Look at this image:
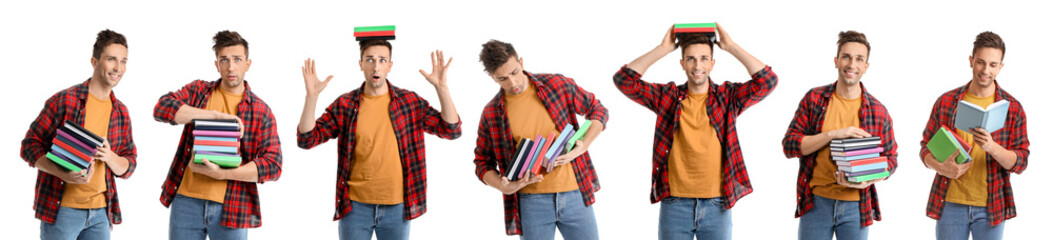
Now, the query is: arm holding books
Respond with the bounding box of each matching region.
[94,140,129,176]
[923,151,970,179]
[482,170,543,195]
[553,120,604,167]
[799,127,871,156]
[34,156,93,184]
[189,160,259,182]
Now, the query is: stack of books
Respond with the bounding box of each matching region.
[674,23,717,40]
[926,125,972,164]
[830,137,889,182]
[46,120,103,172]
[192,119,242,168]
[504,121,594,181]
[354,25,395,41]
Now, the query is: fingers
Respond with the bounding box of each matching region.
[419,69,429,78]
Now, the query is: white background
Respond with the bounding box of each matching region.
[2,0,1049,239]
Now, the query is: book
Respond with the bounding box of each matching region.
[194,125,240,131]
[51,145,90,168]
[830,139,882,148]
[56,129,96,155]
[193,154,242,168]
[195,151,239,157]
[846,168,886,177]
[355,36,396,41]
[195,136,239,142]
[533,132,557,175]
[673,23,717,39]
[954,99,1009,133]
[353,31,395,37]
[549,128,576,172]
[837,162,887,172]
[830,145,881,152]
[55,133,95,156]
[193,145,238,154]
[847,171,890,182]
[546,124,575,161]
[193,119,238,126]
[63,120,103,148]
[832,153,881,161]
[194,140,240,147]
[926,126,972,164]
[354,25,396,32]
[507,139,531,180]
[564,120,593,154]
[831,137,881,144]
[520,135,543,179]
[674,23,717,29]
[47,152,83,172]
[831,147,884,157]
[835,157,887,167]
[192,130,241,138]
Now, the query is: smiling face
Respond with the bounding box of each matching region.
[834,42,869,85]
[359,45,392,91]
[488,57,528,96]
[91,43,128,89]
[969,47,1003,88]
[680,43,715,87]
[214,45,251,88]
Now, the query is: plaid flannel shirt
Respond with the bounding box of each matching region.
[20,79,138,225]
[782,82,899,227]
[919,81,1028,226]
[612,65,777,208]
[297,80,462,221]
[473,71,608,235]
[154,79,282,228]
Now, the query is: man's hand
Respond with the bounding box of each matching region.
[93,140,117,165]
[418,50,453,88]
[213,112,245,138]
[552,140,587,168]
[188,158,225,180]
[828,126,872,139]
[657,25,677,54]
[496,175,543,195]
[971,128,1000,153]
[931,151,971,179]
[835,170,883,189]
[302,58,333,98]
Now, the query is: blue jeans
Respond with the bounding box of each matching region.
[936,202,1004,240]
[798,195,868,240]
[169,194,247,240]
[517,189,599,240]
[40,206,109,240]
[338,200,410,240]
[658,197,732,240]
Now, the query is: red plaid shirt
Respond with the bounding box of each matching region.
[20,79,138,225]
[473,71,608,235]
[782,82,899,227]
[613,65,777,208]
[154,79,283,228]
[297,80,462,221]
[919,81,1028,226]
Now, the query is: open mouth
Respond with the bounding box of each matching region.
[108,72,121,80]
[372,75,381,82]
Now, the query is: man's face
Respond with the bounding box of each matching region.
[489,57,528,95]
[680,43,716,86]
[91,43,128,89]
[214,45,251,88]
[969,47,1003,88]
[359,45,393,90]
[834,42,869,85]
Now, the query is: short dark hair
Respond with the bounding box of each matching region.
[836,31,871,59]
[479,40,519,74]
[359,39,392,58]
[212,30,249,57]
[676,33,714,57]
[973,31,1005,60]
[92,29,127,59]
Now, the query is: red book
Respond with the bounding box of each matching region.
[53,139,92,162]
[943,125,973,153]
[353,31,395,37]
[532,132,557,175]
[194,140,240,147]
[836,157,887,167]
[673,27,716,33]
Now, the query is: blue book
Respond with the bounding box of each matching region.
[546,124,575,160]
[193,145,238,154]
[955,99,1009,133]
[832,153,881,161]
[838,162,887,173]
[50,149,87,170]
[195,136,239,142]
[52,145,90,167]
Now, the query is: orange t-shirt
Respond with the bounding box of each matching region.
[506,82,578,194]
[61,93,110,209]
[177,87,240,203]
[347,91,404,205]
[946,92,995,207]
[811,92,862,201]
[668,91,723,198]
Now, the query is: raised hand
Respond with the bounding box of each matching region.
[659,24,677,53]
[714,22,734,50]
[418,50,453,88]
[302,58,334,97]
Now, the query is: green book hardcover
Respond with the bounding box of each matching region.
[847,170,890,182]
[563,120,593,154]
[674,23,716,29]
[194,154,242,168]
[354,25,395,32]
[926,127,970,164]
[47,152,82,172]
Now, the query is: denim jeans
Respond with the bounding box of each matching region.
[798,195,868,240]
[517,189,599,240]
[40,206,109,240]
[658,197,732,240]
[168,194,247,240]
[935,202,1004,240]
[338,200,410,240]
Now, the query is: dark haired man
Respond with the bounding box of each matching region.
[21,29,137,240]
[613,23,776,240]
[473,39,608,239]
[154,30,282,240]
[297,37,461,240]
[919,31,1028,240]
[782,30,898,240]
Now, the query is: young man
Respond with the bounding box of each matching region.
[20,29,137,240]
[782,31,898,240]
[472,39,608,239]
[612,23,776,240]
[153,30,282,240]
[296,38,462,240]
[919,31,1029,240]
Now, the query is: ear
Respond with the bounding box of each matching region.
[214,60,220,72]
[358,59,364,71]
[245,59,252,72]
[518,57,524,69]
[90,57,98,68]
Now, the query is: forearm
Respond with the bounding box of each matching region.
[723,42,766,75]
[626,46,673,75]
[298,95,320,133]
[221,162,259,182]
[34,156,63,176]
[104,156,130,176]
[800,132,833,156]
[989,145,1018,170]
[922,153,939,169]
[174,104,219,125]
[580,120,604,149]
[434,86,459,124]
[482,170,505,192]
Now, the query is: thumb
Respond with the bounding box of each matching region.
[323,75,334,85]
[419,69,429,78]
